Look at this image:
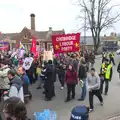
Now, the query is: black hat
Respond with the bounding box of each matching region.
[7,70,16,76]
[48,60,52,64]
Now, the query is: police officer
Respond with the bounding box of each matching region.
[100,59,113,95]
[109,52,115,65]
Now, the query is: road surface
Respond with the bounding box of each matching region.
[26,54,120,120]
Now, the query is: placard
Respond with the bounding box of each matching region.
[0,42,9,50]
[52,33,80,54]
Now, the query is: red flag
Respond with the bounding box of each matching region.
[30,36,36,55]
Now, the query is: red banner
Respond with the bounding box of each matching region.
[52,33,80,54]
[30,36,37,54]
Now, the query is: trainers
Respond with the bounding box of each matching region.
[61,87,64,90]
[78,98,84,101]
[89,109,94,113]
[45,98,52,101]
[65,99,70,102]
[100,102,104,106]
[36,86,41,89]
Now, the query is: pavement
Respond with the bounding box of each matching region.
[26,54,120,120]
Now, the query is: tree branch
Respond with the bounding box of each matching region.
[76,0,120,53]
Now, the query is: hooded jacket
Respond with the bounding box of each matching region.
[86,72,100,91]
[0,65,10,89]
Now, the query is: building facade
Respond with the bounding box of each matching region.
[101,32,118,51]
[1,14,65,51]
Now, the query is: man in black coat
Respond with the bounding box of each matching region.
[44,60,56,101]
[78,58,88,101]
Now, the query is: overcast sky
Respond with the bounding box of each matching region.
[0,0,120,36]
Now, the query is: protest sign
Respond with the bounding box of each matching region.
[52,33,80,54]
[0,42,9,50]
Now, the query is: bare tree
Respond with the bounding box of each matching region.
[77,0,120,53]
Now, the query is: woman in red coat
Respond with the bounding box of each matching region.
[64,64,78,102]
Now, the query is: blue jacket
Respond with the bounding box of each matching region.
[21,74,30,94]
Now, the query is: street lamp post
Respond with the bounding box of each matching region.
[84,11,87,45]
[82,10,87,56]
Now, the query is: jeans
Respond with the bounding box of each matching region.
[67,84,76,100]
[58,75,64,87]
[80,78,86,99]
[110,58,115,65]
[37,76,43,87]
[89,89,103,109]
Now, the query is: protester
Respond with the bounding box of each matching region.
[72,54,79,71]
[0,46,116,118]
[33,59,39,81]
[14,56,19,67]
[17,67,32,100]
[4,70,24,102]
[23,54,35,84]
[36,61,47,89]
[44,60,55,101]
[87,68,103,112]
[0,61,10,89]
[57,63,66,90]
[3,97,30,120]
[64,64,78,102]
[0,61,10,100]
[78,57,88,101]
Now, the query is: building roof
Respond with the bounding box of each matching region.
[0,33,19,40]
[80,35,118,46]
[102,32,118,41]
[102,36,118,41]
[0,27,65,42]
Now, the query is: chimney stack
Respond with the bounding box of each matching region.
[111,32,114,36]
[49,27,52,31]
[104,34,106,37]
[30,13,35,30]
